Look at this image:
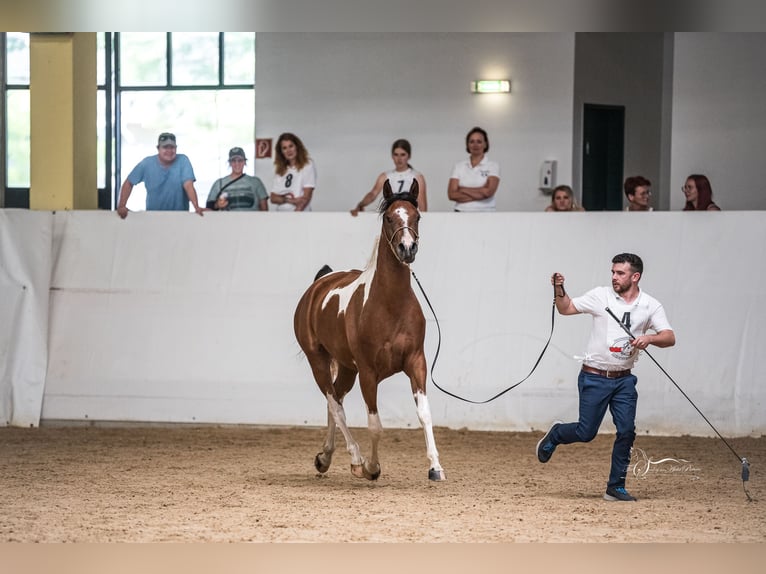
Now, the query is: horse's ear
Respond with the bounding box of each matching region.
[408,179,419,200]
[383,179,394,200]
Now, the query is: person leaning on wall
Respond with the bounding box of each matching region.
[351,138,428,216]
[116,132,203,219]
[545,185,585,212]
[447,126,501,212]
[206,147,268,211]
[270,132,316,212]
[682,174,721,211]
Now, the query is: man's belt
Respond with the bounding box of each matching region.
[581,365,632,379]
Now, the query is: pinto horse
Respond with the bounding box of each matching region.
[293,179,446,482]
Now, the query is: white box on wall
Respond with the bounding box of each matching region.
[540,160,556,190]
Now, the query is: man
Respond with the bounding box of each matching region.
[623,176,653,211]
[117,132,203,219]
[538,253,675,502]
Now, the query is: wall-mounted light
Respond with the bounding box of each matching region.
[470,79,511,94]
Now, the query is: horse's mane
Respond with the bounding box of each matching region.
[377,192,419,214]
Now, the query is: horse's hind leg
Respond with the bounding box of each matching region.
[314,362,357,474]
[314,405,336,473]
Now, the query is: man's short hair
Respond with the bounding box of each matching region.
[624,176,651,199]
[612,253,643,276]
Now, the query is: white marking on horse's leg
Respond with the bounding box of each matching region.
[414,391,445,478]
[326,393,363,467]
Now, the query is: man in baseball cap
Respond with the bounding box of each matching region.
[117,131,202,218]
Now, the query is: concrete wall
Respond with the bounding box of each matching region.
[252,33,576,213]
[2,209,764,437]
[572,33,668,210]
[670,33,766,210]
[251,32,766,213]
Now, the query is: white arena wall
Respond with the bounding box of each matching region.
[1,209,764,437]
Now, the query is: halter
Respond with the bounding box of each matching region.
[384,224,419,265]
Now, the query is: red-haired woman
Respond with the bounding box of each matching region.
[682,174,720,211]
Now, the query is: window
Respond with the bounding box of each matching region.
[116,32,256,212]
[2,32,31,207]
[1,32,255,210]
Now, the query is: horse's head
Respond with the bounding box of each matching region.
[380,179,421,264]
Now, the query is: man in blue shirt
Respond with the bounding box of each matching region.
[117,132,203,219]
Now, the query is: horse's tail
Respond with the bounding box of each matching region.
[314,264,333,281]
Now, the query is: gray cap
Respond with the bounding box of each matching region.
[228,147,247,160]
[158,132,176,145]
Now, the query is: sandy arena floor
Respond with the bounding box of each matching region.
[1,424,763,543]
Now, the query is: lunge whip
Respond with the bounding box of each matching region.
[605,306,753,502]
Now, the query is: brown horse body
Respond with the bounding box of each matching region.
[293,180,445,481]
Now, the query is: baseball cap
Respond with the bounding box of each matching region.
[228,147,247,160]
[158,132,176,146]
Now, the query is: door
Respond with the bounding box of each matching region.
[582,104,625,211]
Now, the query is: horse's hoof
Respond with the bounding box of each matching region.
[314,453,330,474]
[350,464,365,478]
[428,468,447,481]
[363,463,381,481]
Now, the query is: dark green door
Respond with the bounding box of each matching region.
[582,104,625,211]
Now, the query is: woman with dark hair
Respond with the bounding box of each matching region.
[447,126,501,212]
[350,138,428,216]
[270,132,316,211]
[682,174,720,211]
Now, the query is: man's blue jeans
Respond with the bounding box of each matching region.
[549,369,637,489]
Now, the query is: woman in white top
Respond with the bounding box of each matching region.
[350,139,428,215]
[270,132,316,212]
[448,126,501,212]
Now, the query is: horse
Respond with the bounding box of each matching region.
[293,179,446,482]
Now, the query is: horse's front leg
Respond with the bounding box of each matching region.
[363,411,383,480]
[358,372,382,481]
[407,352,446,481]
[414,390,446,481]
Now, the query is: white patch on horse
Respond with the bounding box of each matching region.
[393,206,416,248]
[321,236,379,315]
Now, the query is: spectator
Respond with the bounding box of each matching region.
[545,185,585,212]
[448,127,500,212]
[351,139,428,216]
[206,147,268,211]
[270,133,316,212]
[682,174,721,211]
[117,132,203,219]
[624,176,653,211]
